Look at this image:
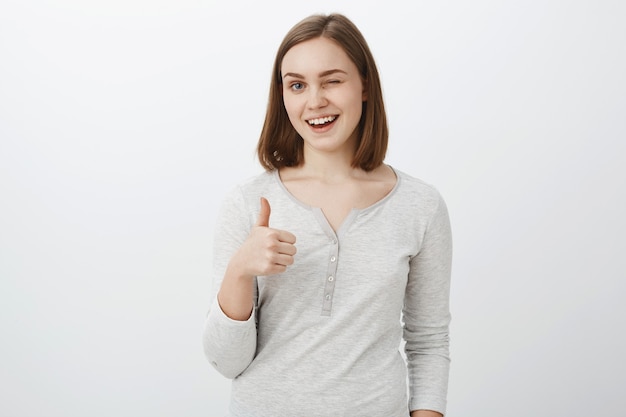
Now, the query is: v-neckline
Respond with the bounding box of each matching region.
[272,168,401,238]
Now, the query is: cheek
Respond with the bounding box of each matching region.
[283,96,302,121]
[335,88,363,112]
[340,94,364,119]
[282,100,303,134]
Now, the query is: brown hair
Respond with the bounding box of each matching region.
[257,13,388,171]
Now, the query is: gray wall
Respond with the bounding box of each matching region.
[1,0,624,416]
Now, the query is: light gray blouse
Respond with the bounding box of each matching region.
[203,168,452,417]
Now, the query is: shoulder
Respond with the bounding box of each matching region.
[218,171,270,209]
[224,170,275,200]
[392,167,447,212]
[221,169,292,214]
[235,170,275,192]
[391,168,452,241]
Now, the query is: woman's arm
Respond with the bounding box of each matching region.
[404,190,453,415]
[218,197,296,320]
[202,188,258,378]
[203,193,297,378]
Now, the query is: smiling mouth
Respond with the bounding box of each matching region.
[307,115,338,126]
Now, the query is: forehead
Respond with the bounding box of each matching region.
[281,37,356,75]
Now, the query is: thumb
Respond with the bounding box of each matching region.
[255,197,271,227]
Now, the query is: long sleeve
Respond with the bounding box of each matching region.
[203,186,258,379]
[403,191,453,415]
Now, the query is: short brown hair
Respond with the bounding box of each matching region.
[257,13,388,171]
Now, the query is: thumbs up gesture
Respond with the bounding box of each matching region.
[230,197,297,277]
[255,196,272,228]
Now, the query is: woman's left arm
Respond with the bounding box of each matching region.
[404,190,453,416]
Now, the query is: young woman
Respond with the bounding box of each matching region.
[204,13,452,417]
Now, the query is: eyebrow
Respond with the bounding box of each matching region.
[282,69,348,79]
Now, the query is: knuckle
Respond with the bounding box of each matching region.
[261,260,273,274]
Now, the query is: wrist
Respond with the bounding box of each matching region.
[410,410,443,417]
[225,257,254,283]
[217,260,255,321]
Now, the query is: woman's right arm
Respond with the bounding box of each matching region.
[203,193,296,378]
[218,197,296,320]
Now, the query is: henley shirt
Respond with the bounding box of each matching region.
[203,167,452,417]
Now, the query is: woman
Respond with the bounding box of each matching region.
[204,13,452,417]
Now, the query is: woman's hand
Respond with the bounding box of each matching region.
[217,197,297,321]
[229,197,297,278]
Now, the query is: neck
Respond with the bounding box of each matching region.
[296,129,365,180]
[300,145,358,181]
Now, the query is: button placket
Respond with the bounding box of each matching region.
[321,237,340,316]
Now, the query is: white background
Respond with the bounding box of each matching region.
[1,0,624,416]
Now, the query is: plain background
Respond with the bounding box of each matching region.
[1,0,624,416]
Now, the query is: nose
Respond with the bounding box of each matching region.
[307,87,328,109]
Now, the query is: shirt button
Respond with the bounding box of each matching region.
[332,239,337,245]
[330,256,336,262]
[325,294,331,300]
[328,276,334,282]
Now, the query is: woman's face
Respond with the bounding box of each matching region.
[281,37,366,158]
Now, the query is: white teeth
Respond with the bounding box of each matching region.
[307,116,337,126]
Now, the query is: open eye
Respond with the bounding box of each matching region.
[290,82,304,91]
